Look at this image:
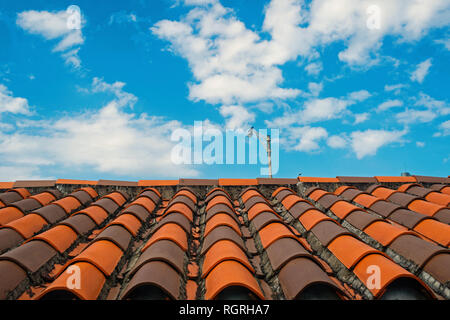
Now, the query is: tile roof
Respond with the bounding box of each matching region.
[0,176,448,300]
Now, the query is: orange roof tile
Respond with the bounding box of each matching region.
[218,179,258,186]
[375,176,417,183]
[56,179,98,185]
[138,180,179,186]
[298,177,339,183]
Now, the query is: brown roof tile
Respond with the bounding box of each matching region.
[0,177,448,301]
[13,180,56,188]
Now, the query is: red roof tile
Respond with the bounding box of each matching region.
[138,180,179,186]
[218,178,258,186]
[298,177,339,183]
[0,178,448,301]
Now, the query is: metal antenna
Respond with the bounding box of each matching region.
[247,127,272,178]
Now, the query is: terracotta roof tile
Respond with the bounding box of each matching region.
[298,177,339,183]
[56,179,97,185]
[0,178,448,301]
[138,180,179,186]
[219,178,258,186]
[375,176,418,183]
[0,182,15,189]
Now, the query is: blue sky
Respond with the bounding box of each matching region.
[0,0,449,181]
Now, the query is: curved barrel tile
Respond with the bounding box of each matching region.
[163,203,193,222]
[201,226,245,255]
[132,240,185,276]
[36,262,106,300]
[353,253,433,299]
[299,209,338,231]
[413,219,450,247]
[106,214,141,237]
[278,257,343,300]
[363,221,418,247]
[28,225,78,253]
[30,192,56,206]
[142,223,188,252]
[122,261,180,300]
[32,204,67,224]
[121,204,151,222]
[202,240,254,278]
[204,213,242,237]
[258,222,298,249]
[73,206,109,226]
[1,213,48,239]
[204,260,265,300]
[327,235,386,269]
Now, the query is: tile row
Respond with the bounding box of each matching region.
[0,188,97,254]
[35,188,155,300]
[335,185,450,247]
[0,188,135,299]
[241,188,348,300]
[304,187,449,298]
[119,188,190,300]
[1,175,449,189]
[200,188,267,300]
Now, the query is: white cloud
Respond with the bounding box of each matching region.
[219,105,255,130]
[0,84,31,115]
[348,90,372,102]
[396,93,449,124]
[152,0,449,129]
[17,9,85,68]
[416,141,425,147]
[434,120,450,137]
[109,12,138,24]
[267,89,370,127]
[435,38,450,50]
[415,92,449,113]
[0,166,49,181]
[0,78,198,178]
[276,0,450,66]
[152,2,301,106]
[327,135,347,148]
[354,112,370,124]
[350,129,407,159]
[384,83,406,95]
[305,61,323,75]
[377,99,403,112]
[308,82,323,97]
[285,126,328,152]
[410,58,432,83]
[396,109,437,123]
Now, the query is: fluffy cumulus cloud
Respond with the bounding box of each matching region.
[327,135,347,148]
[219,105,255,130]
[384,83,406,95]
[396,93,449,124]
[151,0,449,161]
[0,85,31,115]
[267,90,371,128]
[0,79,198,179]
[0,166,47,181]
[377,99,403,112]
[354,113,370,124]
[16,7,85,68]
[434,120,450,137]
[410,58,432,83]
[152,0,450,107]
[350,129,407,159]
[284,126,328,152]
[152,1,301,106]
